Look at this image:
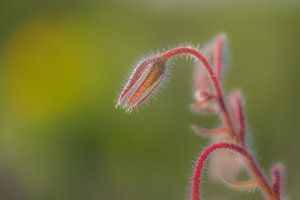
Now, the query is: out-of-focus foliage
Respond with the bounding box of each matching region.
[3,17,97,120]
[0,0,299,199]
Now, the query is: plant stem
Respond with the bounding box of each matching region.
[192,142,278,200]
[160,47,278,200]
[161,47,236,139]
[271,164,283,199]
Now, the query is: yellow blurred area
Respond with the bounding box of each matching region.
[2,16,97,121]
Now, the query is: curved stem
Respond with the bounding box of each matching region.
[192,142,277,200]
[160,47,236,139]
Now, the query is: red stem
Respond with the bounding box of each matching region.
[160,47,236,139]
[236,97,245,145]
[271,164,283,199]
[212,35,247,145]
[191,142,277,200]
[159,46,279,200]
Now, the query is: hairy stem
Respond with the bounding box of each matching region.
[160,47,236,139]
[192,142,277,200]
[271,164,283,199]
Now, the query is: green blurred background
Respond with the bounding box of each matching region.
[0,0,299,199]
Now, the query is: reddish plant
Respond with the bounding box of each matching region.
[116,34,286,200]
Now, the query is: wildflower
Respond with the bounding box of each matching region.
[116,35,286,200]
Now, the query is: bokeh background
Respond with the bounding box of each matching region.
[0,0,299,199]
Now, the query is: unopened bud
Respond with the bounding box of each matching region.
[116,56,168,112]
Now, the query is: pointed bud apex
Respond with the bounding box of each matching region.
[116,56,167,112]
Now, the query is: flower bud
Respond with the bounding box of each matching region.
[116,56,167,112]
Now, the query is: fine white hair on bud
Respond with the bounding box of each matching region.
[115,55,169,112]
